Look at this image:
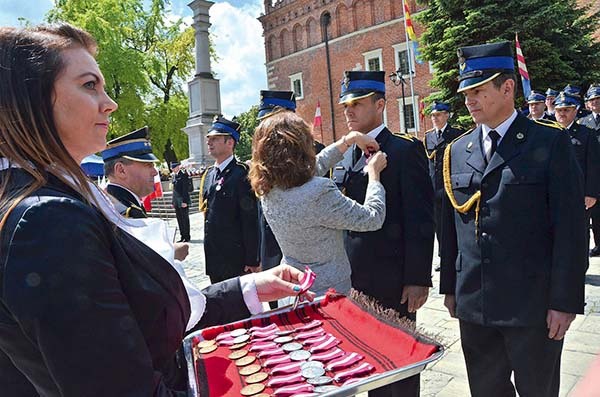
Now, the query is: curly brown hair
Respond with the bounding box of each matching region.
[249,111,316,195]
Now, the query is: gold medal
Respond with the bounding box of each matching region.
[240,383,265,396]
[239,364,262,376]
[196,340,216,349]
[235,355,257,367]
[245,372,269,384]
[198,344,218,354]
[230,342,248,350]
[228,349,248,360]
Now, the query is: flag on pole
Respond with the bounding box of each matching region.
[142,170,164,211]
[419,100,425,125]
[313,101,322,128]
[515,33,531,98]
[403,0,423,64]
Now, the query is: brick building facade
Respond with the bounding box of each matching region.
[258,0,434,144]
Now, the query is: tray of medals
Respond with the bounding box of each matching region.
[183,290,443,397]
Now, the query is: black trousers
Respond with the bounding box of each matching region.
[433,190,444,257]
[591,204,600,248]
[367,296,419,397]
[174,206,190,241]
[459,320,563,397]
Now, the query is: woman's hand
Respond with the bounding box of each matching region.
[347,131,380,153]
[254,264,316,303]
[364,151,387,180]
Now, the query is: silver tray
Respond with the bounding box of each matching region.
[183,296,444,396]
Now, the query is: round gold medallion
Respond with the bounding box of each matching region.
[245,372,269,384]
[239,364,262,376]
[198,344,218,354]
[240,383,265,396]
[230,342,248,350]
[255,394,270,397]
[228,349,248,360]
[196,339,216,349]
[235,355,256,367]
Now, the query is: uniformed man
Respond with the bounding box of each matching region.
[200,116,259,283]
[440,41,587,397]
[554,91,600,262]
[102,127,189,261]
[579,85,600,256]
[526,90,547,120]
[338,71,434,397]
[579,85,600,131]
[256,91,297,276]
[101,126,158,219]
[171,161,191,242]
[544,88,559,120]
[424,101,462,270]
[563,84,591,119]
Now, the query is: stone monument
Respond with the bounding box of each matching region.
[183,0,221,165]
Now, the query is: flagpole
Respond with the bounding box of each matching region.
[402,0,418,138]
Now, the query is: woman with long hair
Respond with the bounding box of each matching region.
[0,24,311,396]
[249,111,388,295]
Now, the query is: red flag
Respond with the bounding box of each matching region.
[419,100,425,124]
[313,101,322,128]
[142,170,163,211]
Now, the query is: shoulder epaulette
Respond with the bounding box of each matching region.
[534,118,563,130]
[236,160,249,170]
[392,132,416,142]
[451,128,474,144]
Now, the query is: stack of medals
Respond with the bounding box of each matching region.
[194,318,377,396]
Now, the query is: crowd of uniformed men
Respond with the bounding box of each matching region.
[98,40,598,396]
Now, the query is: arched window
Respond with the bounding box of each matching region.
[293,23,304,52]
[335,4,350,37]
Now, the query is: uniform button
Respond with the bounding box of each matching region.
[482,182,488,188]
[481,232,489,239]
[480,206,489,215]
[483,258,491,264]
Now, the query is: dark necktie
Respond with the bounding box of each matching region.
[353,145,363,166]
[595,114,600,126]
[487,130,500,162]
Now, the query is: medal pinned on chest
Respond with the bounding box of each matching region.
[215,177,224,191]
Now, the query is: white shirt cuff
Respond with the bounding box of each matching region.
[240,274,263,315]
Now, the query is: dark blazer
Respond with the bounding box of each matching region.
[542,111,556,121]
[202,160,259,281]
[106,183,147,218]
[0,170,250,396]
[424,125,463,193]
[340,128,434,310]
[566,122,600,198]
[172,170,191,208]
[440,114,587,327]
[578,112,600,131]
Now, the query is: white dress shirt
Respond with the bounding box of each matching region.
[481,110,518,159]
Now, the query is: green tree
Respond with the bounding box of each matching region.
[416,0,600,128]
[47,0,197,160]
[234,105,259,162]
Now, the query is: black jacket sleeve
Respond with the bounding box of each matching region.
[238,174,259,267]
[400,139,435,286]
[194,278,251,331]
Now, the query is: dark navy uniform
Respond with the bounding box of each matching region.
[201,160,259,283]
[424,122,462,251]
[580,86,600,254]
[171,166,191,242]
[441,42,587,397]
[565,122,600,199]
[106,183,147,218]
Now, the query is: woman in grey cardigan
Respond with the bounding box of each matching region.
[249,111,387,295]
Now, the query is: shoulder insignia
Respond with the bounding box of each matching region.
[533,118,563,130]
[236,160,249,170]
[392,132,416,142]
[450,128,474,145]
[577,118,586,125]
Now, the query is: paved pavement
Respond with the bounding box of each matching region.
[169,212,600,396]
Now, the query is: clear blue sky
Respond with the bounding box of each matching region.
[0,0,267,118]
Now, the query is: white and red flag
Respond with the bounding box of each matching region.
[515,33,531,98]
